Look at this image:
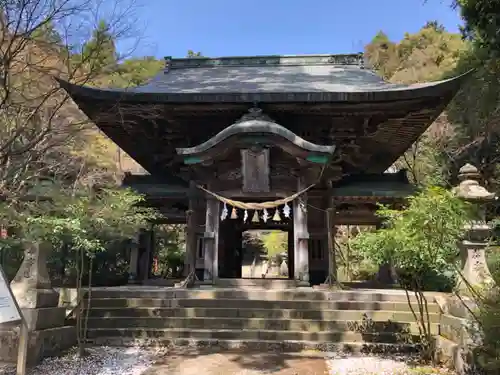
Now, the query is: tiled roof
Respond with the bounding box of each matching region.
[58,53,469,103]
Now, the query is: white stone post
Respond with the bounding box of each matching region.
[293,177,309,285]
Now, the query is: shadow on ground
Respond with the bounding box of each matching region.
[141,347,329,375]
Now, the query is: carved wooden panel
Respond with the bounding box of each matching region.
[241,148,270,193]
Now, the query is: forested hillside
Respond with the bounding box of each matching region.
[364,20,500,191]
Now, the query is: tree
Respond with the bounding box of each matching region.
[0,0,153,358]
[364,31,400,79]
[364,23,469,188]
[12,187,160,356]
[0,0,140,201]
[110,56,163,87]
[351,187,471,360]
[187,50,203,58]
[31,20,63,46]
[456,0,500,54]
[82,20,118,72]
[260,231,287,259]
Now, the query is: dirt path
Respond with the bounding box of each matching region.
[142,349,329,375]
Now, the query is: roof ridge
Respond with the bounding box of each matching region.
[163,53,365,72]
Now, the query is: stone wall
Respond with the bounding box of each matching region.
[0,242,76,366]
[435,295,479,375]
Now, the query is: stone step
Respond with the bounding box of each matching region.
[85,307,441,322]
[86,336,421,354]
[88,288,433,303]
[214,278,297,288]
[85,327,423,343]
[88,298,440,313]
[84,316,440,334]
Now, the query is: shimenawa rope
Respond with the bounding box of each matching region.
[196,184,315,210]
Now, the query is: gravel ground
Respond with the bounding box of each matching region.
[326,353,454,375]
[0,346,166,375]
[0,347,457,375]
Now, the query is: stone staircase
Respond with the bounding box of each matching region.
[83,287,441,353]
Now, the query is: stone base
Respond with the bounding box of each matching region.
[22,307,66,331]
[0,325,76,365]
[435,336,474,375]
[10,287,60,309]
[295,280,310,287]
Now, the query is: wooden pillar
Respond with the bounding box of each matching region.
[293,177,309,285]
[128,235,140,283]
[136,229,147,281]
[142,228,154,282]
[203,196,220,282]
[375,222,397,285]
[288,228,294,279]
[326,202,338,283]
[184,182,198,276]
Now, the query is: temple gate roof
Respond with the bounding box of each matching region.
[57,53,469,187]
[59,53,468,103]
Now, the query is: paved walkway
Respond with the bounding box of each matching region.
[141,349,329,375]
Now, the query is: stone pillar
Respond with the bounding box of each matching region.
[203,197,220,282]
[280,251,289,277]
[293,177,309,285]
[454,164,496,292]
[2,242,75,365]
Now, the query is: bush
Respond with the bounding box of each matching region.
[351,186,471,361]
[472,286,500,374]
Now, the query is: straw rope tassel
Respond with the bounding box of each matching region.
[196,184,315,210]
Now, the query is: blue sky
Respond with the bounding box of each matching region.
[128,0,462,58]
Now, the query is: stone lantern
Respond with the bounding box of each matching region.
[454,164,496,291]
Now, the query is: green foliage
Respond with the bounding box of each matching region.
[365,23,467,83]
[0,187,159,284]
[187,50,203,57]
[351,187,469,286]
[457,0,500,54]
[17,188,156,252]
[80,20,117,72]
[365,31,401,79]
[351,187,470,360]
[108,57,163,88]
[260,231,287,258]
[442,44,500,188]
[31,21,63,45]
[470,274,500,374]
[153,225,185,278]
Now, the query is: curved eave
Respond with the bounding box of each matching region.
[176,119,335,156]
[56,71,471,104]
